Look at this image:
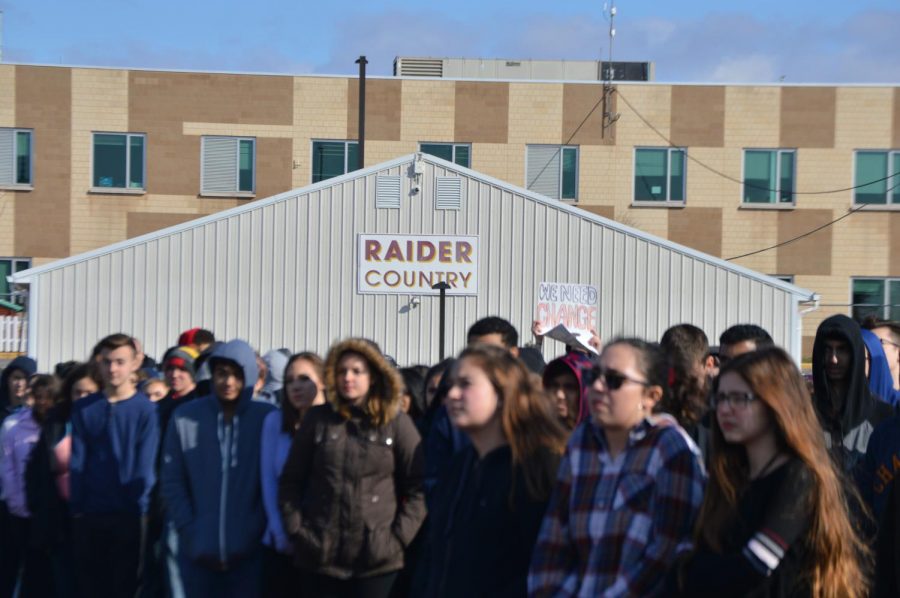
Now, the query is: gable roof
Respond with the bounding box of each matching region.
[10,153,817,301]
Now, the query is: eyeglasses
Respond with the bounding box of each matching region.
[712,391,758,409]
[588,366,649,391]
[880,338,900,350]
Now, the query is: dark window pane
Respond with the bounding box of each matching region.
[744,150,775,203]
[420,143,453,162]
[347,143,359,172]
[312,142,347,183]
[634,149,667,201]
[93,134,127,188]
[853,279,886,321]
[890,281,900,322]
[129,136,144,189]
[779,152,794,203]
[15,132,31,185]
[561,147,577,200]
[239,139,254,192]
[454,145,470,168]
[0,260,10,299]
[892,153,900,205]
[14,260,29,272]
[855,152,887,204]
[669,150,685,201]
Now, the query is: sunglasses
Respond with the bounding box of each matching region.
[712,391,758,409]
[587,366,650,391]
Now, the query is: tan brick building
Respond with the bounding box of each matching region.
[1,63,898,355]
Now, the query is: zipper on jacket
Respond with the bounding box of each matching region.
[217,413,231,567]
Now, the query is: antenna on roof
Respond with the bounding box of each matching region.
[601,1,620,136]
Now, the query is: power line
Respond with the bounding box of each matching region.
[615,90,900,195]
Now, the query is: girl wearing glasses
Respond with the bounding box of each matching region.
[674,346,869,597]
[529,339,706,597]
[417,344,569,597]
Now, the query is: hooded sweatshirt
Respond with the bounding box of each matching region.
[862,329,900,407]
[160,339,275,570]
[811,315,893,473]
[0,356,37,422]
[542,350,593,428]
[257,349,289,406]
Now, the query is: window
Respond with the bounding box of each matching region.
[743,149,795,204]
[201,136,255,195]
[852,278,900,322]
[0,129,32,187]
[526,145,578,201]
[770,274,795,284]
[0,258,31,303]
[312,141,359,183]
[855,151,900,205]
[92,133,145,190]
[419,143,471,168]
[633,147,685,203]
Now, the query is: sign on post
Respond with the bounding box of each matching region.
[357,234,478,295]
[535,282,600,353]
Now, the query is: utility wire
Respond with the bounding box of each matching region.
[615,90,900,195]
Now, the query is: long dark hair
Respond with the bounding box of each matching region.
[57,362,103,421]
[457,345,568,502]
[698,347,869,597]
[281,352,324,434]
[659,324,710,427]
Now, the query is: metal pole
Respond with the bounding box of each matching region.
[355,55,367,170]
[433,282,451,360]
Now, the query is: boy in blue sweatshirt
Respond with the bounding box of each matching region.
[70,333,159,598]
[161,339,275,597]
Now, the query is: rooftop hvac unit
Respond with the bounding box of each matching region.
[394,57,443,78]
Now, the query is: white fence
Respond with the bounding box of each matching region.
[0,316,27,353]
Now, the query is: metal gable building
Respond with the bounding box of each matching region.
[10,153,818,368]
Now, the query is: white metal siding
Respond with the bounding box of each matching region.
[20,156,808,367]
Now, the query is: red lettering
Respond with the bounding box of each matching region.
[460,272,473,288]
[417,242,436,262]
[365,240,381,261]
[384,271,401,287]
[456,242,473,263]
[384,241,403,262]
[438,241,452,263]
[364,270,381,287]
[446,272,458,287]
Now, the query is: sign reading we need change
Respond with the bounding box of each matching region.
[357,234,478,295]
[535,282,600,353]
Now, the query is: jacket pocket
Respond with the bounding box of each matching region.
[362,522,401,570]
[294,519,328,568]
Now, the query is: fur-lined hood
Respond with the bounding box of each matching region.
[324,338,403,425]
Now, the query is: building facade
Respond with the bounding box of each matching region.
[1,63,898,354]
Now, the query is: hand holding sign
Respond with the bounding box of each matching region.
[535,282,600,354]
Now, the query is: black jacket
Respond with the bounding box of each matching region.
[811,314,892,473]
[418,444,559,598]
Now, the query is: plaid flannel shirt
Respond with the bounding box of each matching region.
[528,414,706,597]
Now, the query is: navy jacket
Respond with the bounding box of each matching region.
[161,339,275,569]
[69,390,159,515]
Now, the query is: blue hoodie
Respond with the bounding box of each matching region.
[0,355,38,420]
[862,329,900,407]
[160,339,275,569]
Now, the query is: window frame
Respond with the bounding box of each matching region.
[524,144,579,202]
[0,128,34,190]
[850,276,900,322]
[0,257,32,303]
[631,146,687,207]
[310,139,359,184]
[418,142,472,168]
[90,131,147,194]
[199,136,256,197]
[740,148,796,208]
[852,149,900,208]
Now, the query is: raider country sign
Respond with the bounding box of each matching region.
[357,234,479,295]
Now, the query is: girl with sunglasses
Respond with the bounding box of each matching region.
[674,346,869,597]
[529,339,706,596]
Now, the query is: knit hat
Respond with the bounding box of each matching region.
[163,346,200,379]
[178,327,202,347]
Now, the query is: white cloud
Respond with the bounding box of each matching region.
[709,55,778,83]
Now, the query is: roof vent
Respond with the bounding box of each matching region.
[435,177,462,210]
[375,175,401,209]
[394,57,443,77]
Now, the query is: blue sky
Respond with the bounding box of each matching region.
[1,0,898,82]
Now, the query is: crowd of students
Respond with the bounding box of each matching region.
[0,313,899,597]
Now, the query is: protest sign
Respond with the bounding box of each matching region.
[535,282,600,353]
